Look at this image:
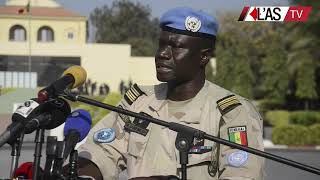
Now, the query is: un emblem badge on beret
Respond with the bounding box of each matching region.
[185,16,201,32]
[93,128,116,143]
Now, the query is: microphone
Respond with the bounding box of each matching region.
[50,109,91,178]
[38,65,87,102]
[0,98,71,147]
[13,162,43,179]
[0,99,41,147]
[62,109,92,161]
[24,98,71,134]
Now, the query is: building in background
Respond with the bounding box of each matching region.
[0,0,166,92]
[0,0,165,135]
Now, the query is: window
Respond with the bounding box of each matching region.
[37,26,54,42]
[9,25,26,41]
[67,32,74,39]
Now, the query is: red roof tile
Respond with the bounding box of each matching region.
[0,6,85,18]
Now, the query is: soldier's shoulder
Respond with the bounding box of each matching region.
[206,81,244,116]
[206,81,234,99]
[138,83,167,96]
[122,83,167,106]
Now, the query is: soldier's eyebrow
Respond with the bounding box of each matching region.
[169,35,188,47]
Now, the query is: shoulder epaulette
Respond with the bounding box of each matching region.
[217,94,241,115]
[124,83,145,105]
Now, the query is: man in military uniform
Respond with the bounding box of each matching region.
[73,7,264,180]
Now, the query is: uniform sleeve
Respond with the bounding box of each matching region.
[78,103,129,180]
[218,99,265,180]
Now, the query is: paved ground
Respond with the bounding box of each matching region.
[264,148,320,180]
[0,144,319,179]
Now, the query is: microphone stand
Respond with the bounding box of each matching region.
[44,136,58,179]
[32,128,45,180]
[52,141,67,180]
[68,149,79,180]
[64,93,320,179]
[9,132,25,178]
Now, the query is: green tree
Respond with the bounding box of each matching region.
[259,32,289,101]
[286,0,320,109]
[295,54,318,110]
[214,14,270,98]
[90,0,159,56]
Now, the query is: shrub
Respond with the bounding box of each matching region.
[264,110,290,127]
[308,124,320,145]
[289,111,320,126]
[256,99,285,113]
[271,125,310,145]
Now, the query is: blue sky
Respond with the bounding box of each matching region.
[0,0,289,18]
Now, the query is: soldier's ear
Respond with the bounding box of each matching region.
[200,48,213,67]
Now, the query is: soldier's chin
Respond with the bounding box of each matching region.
[156,73,174,82]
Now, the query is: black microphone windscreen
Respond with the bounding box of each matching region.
[23,98,71,134]
[44,98,71,130]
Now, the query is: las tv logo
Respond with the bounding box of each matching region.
[238,6,312,22]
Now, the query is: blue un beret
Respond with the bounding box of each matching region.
[160,7,219,39]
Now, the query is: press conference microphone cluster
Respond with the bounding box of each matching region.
[44,109,92,179]
[38,65,87,102]
[0,98,71,148]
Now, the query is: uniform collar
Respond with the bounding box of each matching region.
[148,81,210,123]
[179,81,209,123]
[148,83,168,112]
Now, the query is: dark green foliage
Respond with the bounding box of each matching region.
[272,125,311,145]
[259,33,289,100]
[289,111,320,126]
[214,17,258,98]
[264,110,290,127]
[272,124,320,145]
[90,0,159,56]
[214,11,319,111]
[257,99,285,113]
[285,0,320,109]
[309,124,320,145]
[290,0,320,38]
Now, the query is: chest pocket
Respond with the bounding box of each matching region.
[127,112,152,158]
[186,140,216,166]
[128,132,150,157]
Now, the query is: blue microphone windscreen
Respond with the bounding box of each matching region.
[64,109,92,141]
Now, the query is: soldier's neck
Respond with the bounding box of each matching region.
[167,75,205,101]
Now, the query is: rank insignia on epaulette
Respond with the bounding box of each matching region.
[124,83,145,105]
[217,95,241,115]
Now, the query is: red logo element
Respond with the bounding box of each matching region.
[284,6,312,22]
[250,7,258,20]
[238,6,250,21]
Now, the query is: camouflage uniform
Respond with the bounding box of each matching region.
[78,80,264,180]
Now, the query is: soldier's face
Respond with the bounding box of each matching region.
[155,30,203,83]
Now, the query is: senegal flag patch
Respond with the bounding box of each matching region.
[228,126,248,146]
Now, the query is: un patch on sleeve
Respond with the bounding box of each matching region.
[93,128,116,143]
[227,150,248,167]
